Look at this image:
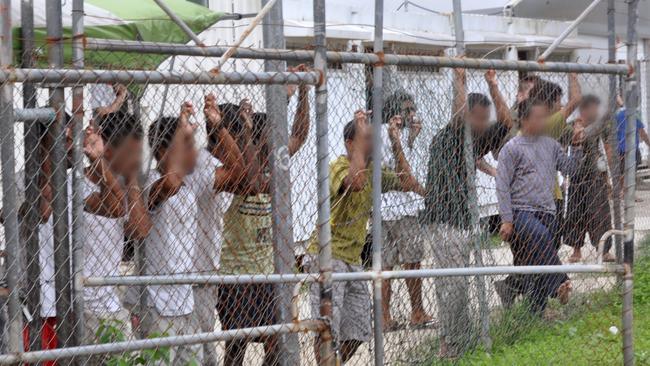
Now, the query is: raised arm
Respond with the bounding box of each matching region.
[93,84,128,119]
[387,115,425,196]
[83,126,127,218]
[123,172,151,241]
[147,102,194,209]
[288,66,311,156]
[485,69,513,128]
[342,111,370,192]
[203,94,246,193]
[451,68,467,128]
[561,73,582,121]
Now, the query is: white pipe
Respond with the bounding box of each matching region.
[538,0,604,61]
[214,0,279,70]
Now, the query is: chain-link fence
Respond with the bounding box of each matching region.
[0,0,646,365]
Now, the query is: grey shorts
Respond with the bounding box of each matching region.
[304,257,371,345]
[383,216,425,267]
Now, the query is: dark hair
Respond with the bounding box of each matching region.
[383,90,415,124]
[148,116,180,159]
[467,93,491,111]
[517,98,548,121]
[96,112,143,146]
[529,80,562,109]
[519,75,541,91]
[251,112,269,144]
[343,120,357,142]
[580,94,601,110]
[209,103,240,147]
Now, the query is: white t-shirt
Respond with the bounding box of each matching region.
[15,170,74,318]
[81,176,126,315]
[187,149,232,273]
[144,166,213,316]
[380,124,427,221]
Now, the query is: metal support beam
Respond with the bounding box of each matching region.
[14,107,56,122]
[84,38,630,74]
[453,0,492,351]
[0,321,325,365]
[261,0,300,364]
[152,0,204,46]
[46,0,75,353]
[371,1,385,365]
[0,0,24,354]
[83,264,624,287]
[71,0,86,349]
[19,0,43,354]
[538,0,604,61]
[0,69,320,85]
[313,0,335,365]
[622,0,639,364]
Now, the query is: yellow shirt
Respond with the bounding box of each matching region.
[308,155,401,265]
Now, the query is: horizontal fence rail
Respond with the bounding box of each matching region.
[0,321,326,365]
[0,69,320,85]
[86,38,631,74]
[84,264,624,286]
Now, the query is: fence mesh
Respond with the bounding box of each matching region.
[0,8,646,366]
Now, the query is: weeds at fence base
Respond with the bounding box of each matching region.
[411,239,650,365]
[97,321,174,365]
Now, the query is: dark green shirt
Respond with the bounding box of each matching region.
[422,121,509,229]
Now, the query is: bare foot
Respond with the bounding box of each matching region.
[437,339,458,360]
[383,317,398,332]
[557,280,572,305]
[602,252,616,263]
[410,310,433,327]
[568,248,582,263]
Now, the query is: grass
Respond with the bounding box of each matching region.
[420,238,650,366]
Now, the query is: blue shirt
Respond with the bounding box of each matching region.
[616,109,644,155]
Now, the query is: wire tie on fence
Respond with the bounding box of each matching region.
[45,36,65,45]
[374,50,385,67]
[315,68,325,88]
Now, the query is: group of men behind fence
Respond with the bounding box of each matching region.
[4,63,650,364]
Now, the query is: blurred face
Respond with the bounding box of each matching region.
[400,100,417,125]
[105,136,143,177]
[550,97,562,114]
[517,81,535,103]
[580,103,600,124]
[467,105,491,135]
[523,104,550,135]
[345,120,373,164]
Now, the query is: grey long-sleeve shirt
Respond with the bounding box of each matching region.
[496,135,583,222]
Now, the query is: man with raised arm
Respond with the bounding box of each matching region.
[143,98,244,365]
[305,110,424,364]
[422,68,512,359]
[218,69,311,366]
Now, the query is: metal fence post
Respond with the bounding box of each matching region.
[452,0,492,350]
[20,0,44,354]
[71,0,86,350]
[622,1,639,365]
[0,0,24,354]
[46,0,74,353]
[261,0,300,364]
[371,1,385,364]
[313,0,335,365]
[606,0,624,265]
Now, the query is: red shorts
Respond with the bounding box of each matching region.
[23,317,57,366]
